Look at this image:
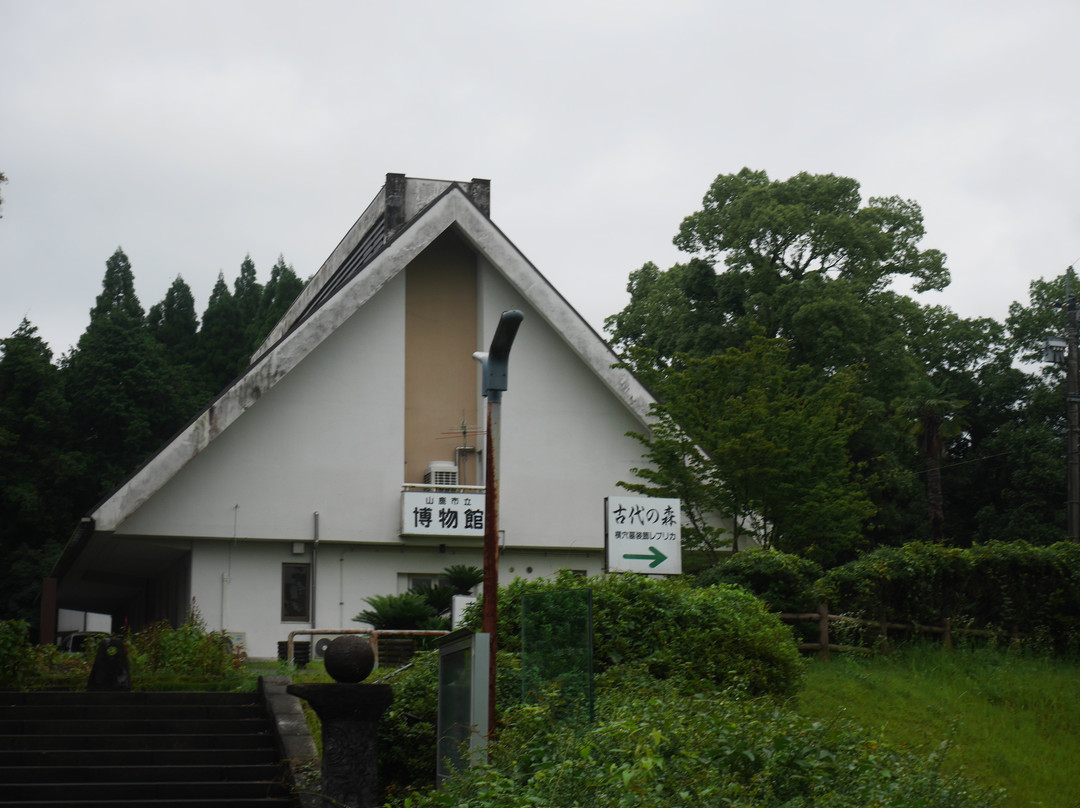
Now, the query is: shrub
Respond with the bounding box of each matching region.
[817,540,1080,653]
[472,570,804,698]
[378,650,522,799]
[0,620,96,690]
[355,593,439,630]
[816,542,971,625]
[396,674,1001,808]
[695,549,823,613]
[0,619,34,688]
[0,609,242,691]
[125,615,241,681]
[442,564,484,595]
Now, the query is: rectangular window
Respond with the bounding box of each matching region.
[281,563,311,622]
[399,572,450,594]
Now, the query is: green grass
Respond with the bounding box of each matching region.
[797,644,1080,808]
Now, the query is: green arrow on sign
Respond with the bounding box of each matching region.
[622,546,668,569]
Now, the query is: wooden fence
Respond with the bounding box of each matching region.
[779,604,1003,661]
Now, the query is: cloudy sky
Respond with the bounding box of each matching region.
[1,1,1078,357]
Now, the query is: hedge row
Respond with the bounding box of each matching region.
[471,570,805,698]
[699,541,1080,652]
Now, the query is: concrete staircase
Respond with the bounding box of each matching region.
[0,690,296,807]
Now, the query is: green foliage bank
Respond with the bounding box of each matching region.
[382,572,996,808]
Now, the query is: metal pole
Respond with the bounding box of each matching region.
[473,310,523,739]
[482,396,500,737]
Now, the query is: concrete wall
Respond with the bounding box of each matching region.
[189,538,604,657]
[116,243,647,554]
[115,273,407,544]
[476,258,647,552]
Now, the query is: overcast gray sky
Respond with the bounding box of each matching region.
[2,1,1078,357]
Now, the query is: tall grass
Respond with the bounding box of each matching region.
[797,644,1080,808]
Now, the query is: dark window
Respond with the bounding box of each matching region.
[282,563,311,622]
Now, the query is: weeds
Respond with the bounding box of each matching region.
[0,605,248,691]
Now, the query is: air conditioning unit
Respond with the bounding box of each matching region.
[312,633,340,660]
[424,461,458,487]
[223,632,246,653]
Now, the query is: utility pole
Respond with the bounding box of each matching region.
[473,310,524,737]
[1068,269,1079,541]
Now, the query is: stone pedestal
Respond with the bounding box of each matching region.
[286,636,392,808]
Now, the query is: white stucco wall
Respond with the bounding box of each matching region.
[189,538,604,657]
[477,260,648,552]
[116,273,407,544]
[116,255,650,555]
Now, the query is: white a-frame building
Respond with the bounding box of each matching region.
[48,174,657,658]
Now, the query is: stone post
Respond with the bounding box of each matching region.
[287,636,393,808]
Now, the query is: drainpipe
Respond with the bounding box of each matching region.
[312,512,320,629]
[473,310,523,739]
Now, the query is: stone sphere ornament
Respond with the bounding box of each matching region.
[323,635,376,683]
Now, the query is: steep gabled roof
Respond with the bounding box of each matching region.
[85,175,655,534]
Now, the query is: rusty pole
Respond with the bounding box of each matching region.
[474,310,523,739]
[482,396,501,737]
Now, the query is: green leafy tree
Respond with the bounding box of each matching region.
[195,256,305,391]
[607,168,948,375]
[623,338,874,565]
[604,170,1055,553]
[898,386,968,542]
[906,272,1076,545]
[148,275,209,407]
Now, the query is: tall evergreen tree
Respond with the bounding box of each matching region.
[233,254,263,334]
[148,275,198,363]
[0,319,80,626]
[196,271,245,393]
[64,248,191,498]
[247,255,304,354]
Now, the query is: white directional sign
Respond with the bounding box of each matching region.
[604,496,682,575]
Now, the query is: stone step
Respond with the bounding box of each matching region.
[0,800,294,807]
[0,703,264,721]
[0,688,300,808]
[0,779,291,801]
[0,732,276,751]
[0,763,283,784]
[0,747,279,766]
[0,717,270,735]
